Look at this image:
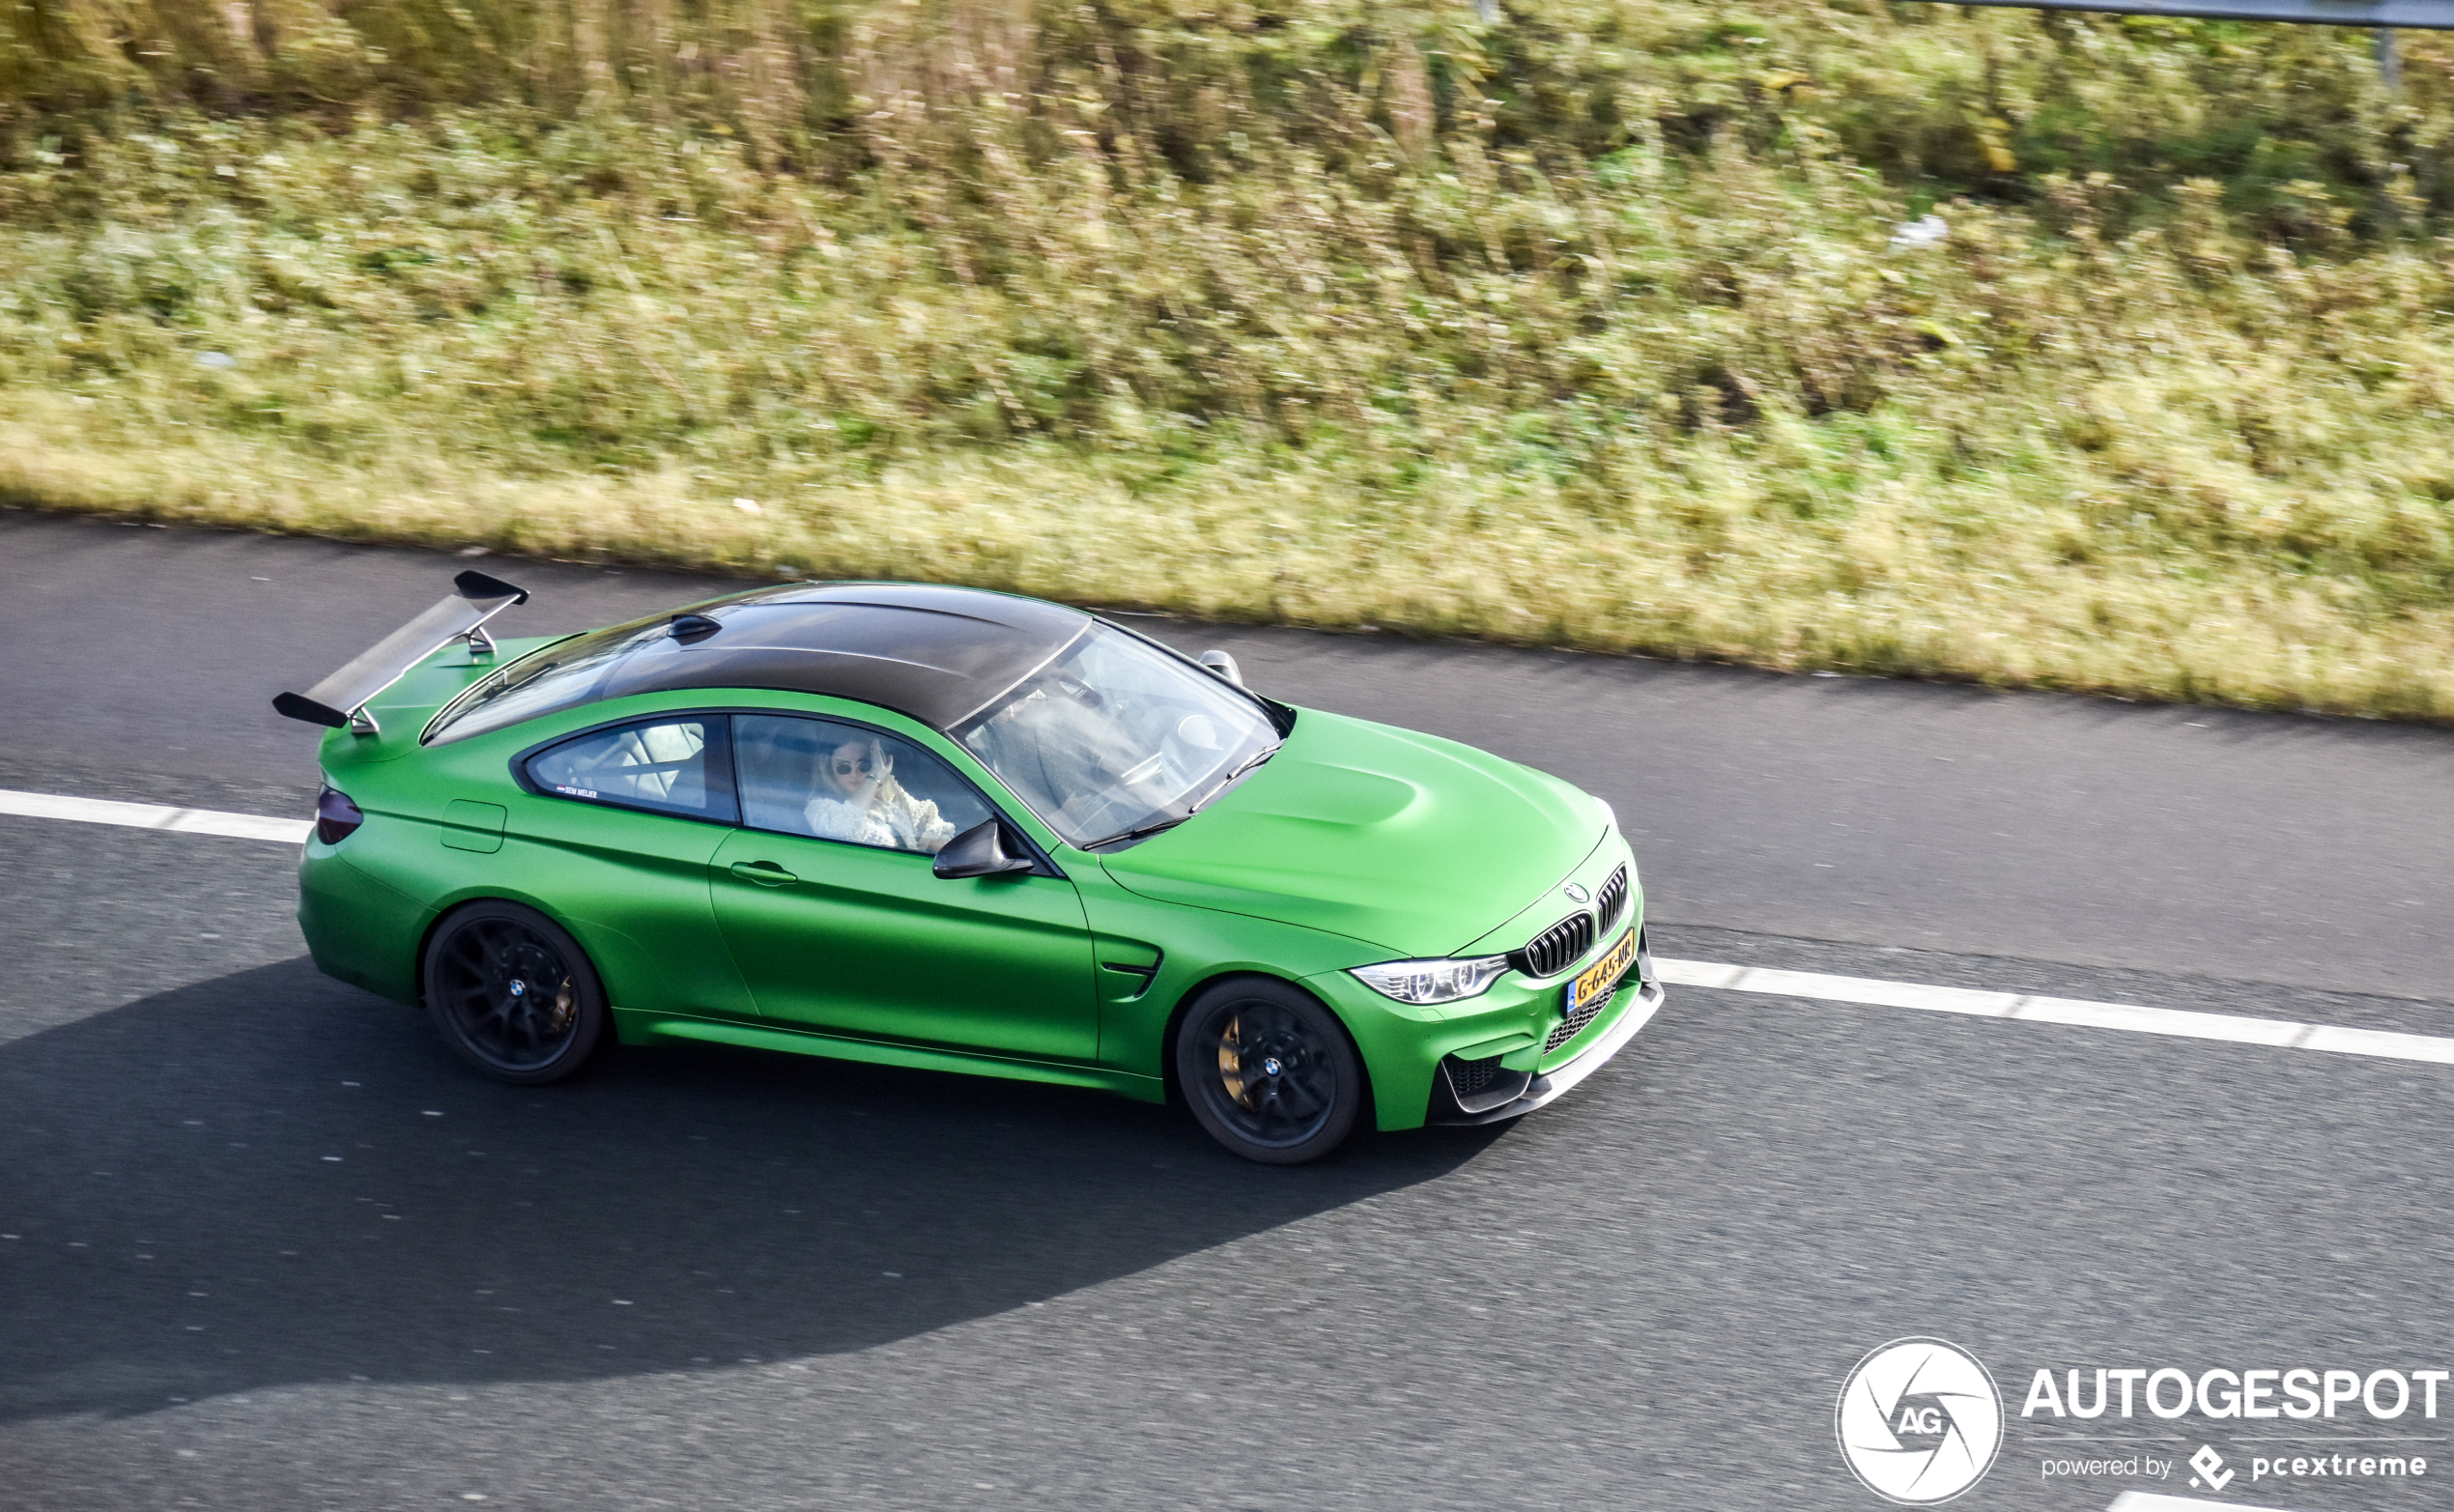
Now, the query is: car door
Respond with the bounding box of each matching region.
[707,712,1099,1062]
[507,713,758,1020]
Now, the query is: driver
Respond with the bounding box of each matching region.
[803,734,959,854]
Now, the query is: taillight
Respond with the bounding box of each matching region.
[315,785,364,845]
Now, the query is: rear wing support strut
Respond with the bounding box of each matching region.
[273,569,529,733]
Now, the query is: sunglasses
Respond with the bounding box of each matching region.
[832,756,879,776]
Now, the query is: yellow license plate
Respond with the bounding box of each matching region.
[1567,927,1639,1013]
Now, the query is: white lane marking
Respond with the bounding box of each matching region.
[2299,1021,2454,1065]
[2109,1496,2300,1512]
[1654,957,2454,1068]
[0,787,310,845]
[2017,992,2303,1047]
[1698,963,2020,1018]
[0,785,2447,1072]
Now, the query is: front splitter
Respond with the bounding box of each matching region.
[1428,976,1668,1127]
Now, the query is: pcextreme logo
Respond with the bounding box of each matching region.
[1836,1337,2006,1504]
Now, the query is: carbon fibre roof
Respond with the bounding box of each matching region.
[574,582,1091,730]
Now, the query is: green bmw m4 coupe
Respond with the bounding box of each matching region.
[279,572,1662,1163]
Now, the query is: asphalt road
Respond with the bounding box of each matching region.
[3,508,2451,1512]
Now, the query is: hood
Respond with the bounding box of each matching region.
[1098,709,1604,956]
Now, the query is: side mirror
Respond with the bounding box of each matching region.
[1197,649,1243,688]
[933,819,1035,879]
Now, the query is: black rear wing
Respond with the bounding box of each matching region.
[273,569,529,733]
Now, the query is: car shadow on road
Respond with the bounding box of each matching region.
[0,957,1499,1420]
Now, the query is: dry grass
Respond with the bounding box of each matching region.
[4,0,2454,715]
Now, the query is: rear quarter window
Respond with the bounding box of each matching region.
[524,719,738,823]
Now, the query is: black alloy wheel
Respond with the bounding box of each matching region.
[1175,978,1363,1164]
[422,901,607,1084]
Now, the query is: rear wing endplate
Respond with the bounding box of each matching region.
[273,569,529,733]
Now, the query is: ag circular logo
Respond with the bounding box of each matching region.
[1836,1337,2004,1504]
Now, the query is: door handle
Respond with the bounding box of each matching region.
[728,860,798,887]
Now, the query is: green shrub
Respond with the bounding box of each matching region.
[2,0,2452,714]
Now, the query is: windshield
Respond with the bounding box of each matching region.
[423,617,673,745]
[951,623,1281,848]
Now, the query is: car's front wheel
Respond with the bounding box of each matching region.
[422,900,607,1084]
[1175,978,1364,1164]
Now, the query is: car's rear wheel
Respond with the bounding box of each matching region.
[1175,979,1363,1164]
[422,901,606,1084]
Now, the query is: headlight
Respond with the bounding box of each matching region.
[1350,956,1511,1006]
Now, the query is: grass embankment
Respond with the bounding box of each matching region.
[6,1,2454,714]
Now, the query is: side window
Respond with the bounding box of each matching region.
[733,714,993,856]
[527,719,736,822]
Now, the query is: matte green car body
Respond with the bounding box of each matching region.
[298,634,1651,1132]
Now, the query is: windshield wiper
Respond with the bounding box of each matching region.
[1086,814,1189,850]
[1191,744,1279,813]
[1087,745,1280,849]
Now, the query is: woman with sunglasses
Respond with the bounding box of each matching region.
[802,734,959,855]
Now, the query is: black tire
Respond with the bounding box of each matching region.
[421,900,607,1085]
[1174,978,1364,1165]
